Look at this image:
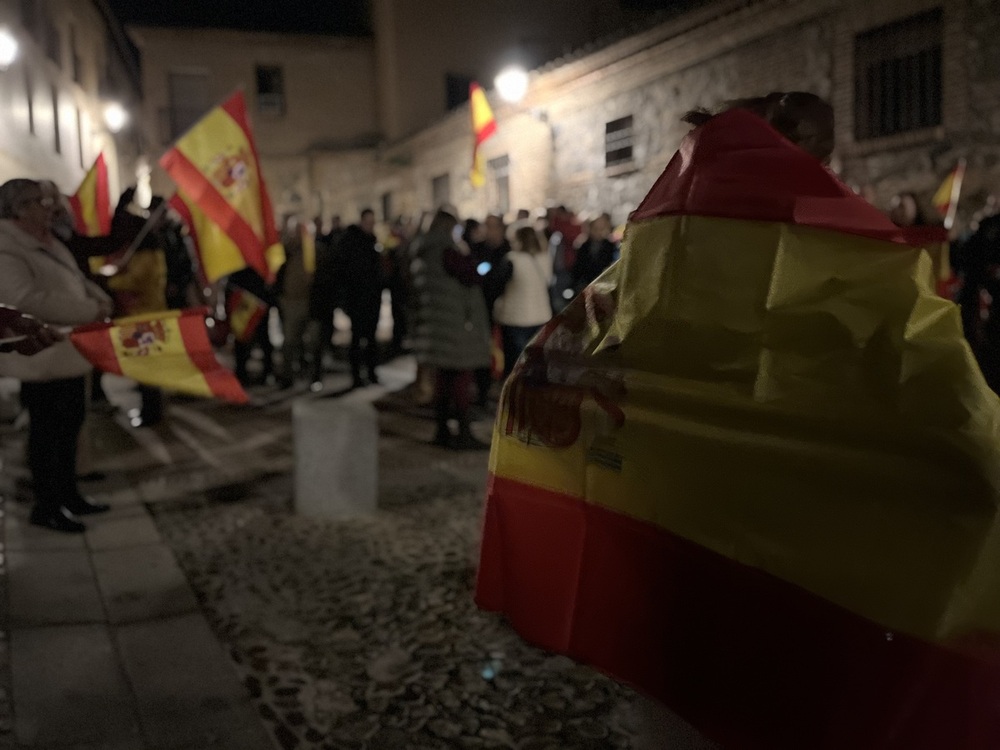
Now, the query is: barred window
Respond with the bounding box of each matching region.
[854,9,942,141]
[605,115,634,168]
[488,155,510,216]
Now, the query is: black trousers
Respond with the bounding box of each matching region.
[20,377,86,516]
[349,320,379,382]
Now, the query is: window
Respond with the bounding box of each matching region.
[70,24,82,84]
[255,65,285,115]
[854,9,942,140]
[43,13,60,66]
[24,68,34,135]
[605,115,634,168]
[381,191,393,222]
[488,155,511,216]
[75,106,84,168]
[431,173,451,208]
[167,71,209,141]
[51,85,60,154]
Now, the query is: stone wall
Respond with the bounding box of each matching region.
[315,0,999,233]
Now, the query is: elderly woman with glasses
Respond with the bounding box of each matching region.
[0,178,114,533]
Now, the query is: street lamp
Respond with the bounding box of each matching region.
[0,27,19,70]
[103,102,128,133]
[495,66,529,104]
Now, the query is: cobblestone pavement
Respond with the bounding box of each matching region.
[149,401,652,749]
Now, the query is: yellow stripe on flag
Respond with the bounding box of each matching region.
[175,107,266,240]
[109,311,213,397]
[179,192,246,282]
[492,213,1000,643]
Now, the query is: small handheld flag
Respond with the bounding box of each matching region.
[470,82,497,189]
[932,159,966,230]
[69,153,112,237]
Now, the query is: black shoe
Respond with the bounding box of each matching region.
[276,376,294,390]
[64,497,111,516]
[30,507,86,534]
[77,471,107,482]
[351,378,365,390]
[454,429,490,451]
[368,373,380,386]
[431,426,452,447]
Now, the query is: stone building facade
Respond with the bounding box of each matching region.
[0,0,139,197]
[321,0,999,231]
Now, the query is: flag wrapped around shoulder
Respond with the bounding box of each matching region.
[70,153,111,237]
[71,308,248,404]
[160,91,282,282]
[470,82,497,188]
[225,287,268,343]
[476,109,1000,749]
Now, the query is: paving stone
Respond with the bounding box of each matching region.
[116,614,273,750]
[4,510,88,553]
[7,549,104,626]
[91,544,198,624]
[10,624,142,747]
[86,511,163,550]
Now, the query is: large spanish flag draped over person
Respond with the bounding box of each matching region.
[470,82,497,188]
[70,309,248,404]
[160,91,282,282]
[475,108,1000,749]
[69,152,112,237]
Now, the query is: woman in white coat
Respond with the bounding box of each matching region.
[0,179,113,533]
[493,226,553,377]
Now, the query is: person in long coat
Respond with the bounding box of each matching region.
[340,208,383,387]
[0,179,114,533]
[410,209,491,449]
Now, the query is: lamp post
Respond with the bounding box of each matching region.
[103,102,129,134]
[0,27,19,70]
[494,66,529,104]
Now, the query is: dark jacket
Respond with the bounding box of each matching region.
[572,237,617,290]
[340,224,383,333]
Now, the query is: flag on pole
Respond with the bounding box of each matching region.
[477,109,1000,749]
[69,152,112,237]
[160,91,282,282]
[169,192,246,283]
[225,286,268,343]
[71,308,248,403]
[470,82,497,188]
[932,159,966,229]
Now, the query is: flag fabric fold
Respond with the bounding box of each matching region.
[476,108,1000,749]
[470,82,497,188]
[160,91,282,282]
[225,287,268,343]
[69,153,111,237]
[70,308,248,404]
[169,192,247,283]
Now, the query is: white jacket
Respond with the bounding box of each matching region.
[494,251,553,327]
[0,220,110,381]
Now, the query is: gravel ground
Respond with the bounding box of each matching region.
[148,407,648,749]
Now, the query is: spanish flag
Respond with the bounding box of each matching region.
[225,287,268,343]
[470,82,497,188]
[69,152,111,237]
[169,192,245,283]
[160,91,282,282]
[932,159,966,229]
[477,109,1000,749]
[71,308,248,404]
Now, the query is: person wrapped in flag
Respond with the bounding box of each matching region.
[476,92,1000,749]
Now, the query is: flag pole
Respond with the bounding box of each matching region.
[98,200,170,277]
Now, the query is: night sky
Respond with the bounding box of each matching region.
[105,0,372,36]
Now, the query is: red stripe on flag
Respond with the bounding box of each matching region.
[220,92,280,249]
[69,320,125,376]
[160,148,271,281]
[175,309,249,404]
[476,474,1000,749]
[68,193,86,235]
[476,119,497,146]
